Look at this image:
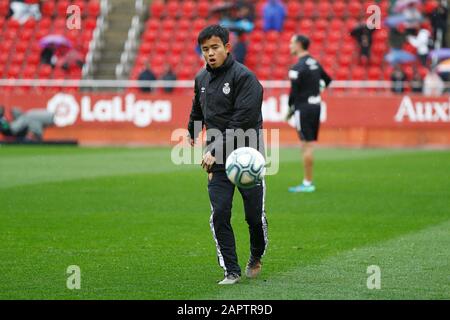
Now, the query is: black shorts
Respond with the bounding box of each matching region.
[294,105,321,142]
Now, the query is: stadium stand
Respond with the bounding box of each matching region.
[0,0,100,87]
[131,0,392,84]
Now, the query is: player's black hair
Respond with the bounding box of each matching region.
[198,25,230,46]
[295,34,310,50]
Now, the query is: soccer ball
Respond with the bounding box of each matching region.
[225,147,266,189]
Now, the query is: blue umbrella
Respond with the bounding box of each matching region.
[428,48,450,61]
[385,49,417,64]
[384,14,408,28]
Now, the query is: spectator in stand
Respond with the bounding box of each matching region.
[410,69,424,93]
[423,68,444,96]
[10,0,41,24]
[219,1,255,34]
[236,0,255,23]
[391,65,408,93]
[429,3,448,47]
[351,23,375,65]
[160,65,177,93]
[40,44,57,67]
[0,105,54,141]
[232,31,248,64]
[138,62,157,93]
[407,27,431,66]
[57,48,84,73]
[402,2,423,30]
[262,0,286,32]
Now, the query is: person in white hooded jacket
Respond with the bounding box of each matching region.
[407,28,431,66]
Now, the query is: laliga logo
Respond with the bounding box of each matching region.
[47,93,172,127]
[47,93,79,127]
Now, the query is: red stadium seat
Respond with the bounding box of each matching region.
[0,53,9,65]
[330,19,344,31]
[38,65,53,78]
[57,1,70,17]
[265,31,280,43]
[311,31,326,43]
[286,1,301,19]
[181,1,196,19]
[84,18,97,31]
[41,1,55,16]
[23,18,37,30]
[139,43,152,55]
[299,19,313,33]
[146,19,159,32]
[193,18,207,33]
[166,1,180,19]
[15,41,29,54]
[7,19,21,30]
[351,67,366,80]
[71,0,85,15]
[0,1,9,16]
[368,67,382,80]
[27,53,40,65]
[249,30,263,43]
[341,43,355,55]
[87,1,101,17]
[7,66,21,79]
[335,67,349,80]
[325,43,339,55]
[22,66,37,79]
[273,67,286,80]
[171,42,184,55]
[162,19,176,31]
[283,19,297,33]
[348,2,362,18]
[53,18,67,31]
[275,55,291,68]
[150,0,165,18]
[332,1,347,18]
[302,1,315,18]
[260,55,272,68]
[317,2,331,18]
[178,18,191,32]
[339,55,352,68]
[315,19,328,32]
[144,30,158,43]
[39,17,52,29]
[255,67,270,80]
[197,1,209,18]
[328,31,342,43]
[265,43,277,55]
[253,18,264,31]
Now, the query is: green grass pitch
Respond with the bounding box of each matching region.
[0,146,449,299]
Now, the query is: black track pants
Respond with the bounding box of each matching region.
[208,170,268,276]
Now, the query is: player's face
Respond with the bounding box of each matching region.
[289,36,300,55]
[200,36,230,69]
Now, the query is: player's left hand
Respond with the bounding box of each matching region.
[201,151,216,173]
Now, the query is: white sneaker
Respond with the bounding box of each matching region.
[218,273,241,285]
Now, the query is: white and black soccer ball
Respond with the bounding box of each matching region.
[225,147,266,189]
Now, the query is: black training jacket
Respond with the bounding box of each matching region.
[187,54,264,172]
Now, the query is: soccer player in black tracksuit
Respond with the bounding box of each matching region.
[187,25,268,285]
[286,35,332,193]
